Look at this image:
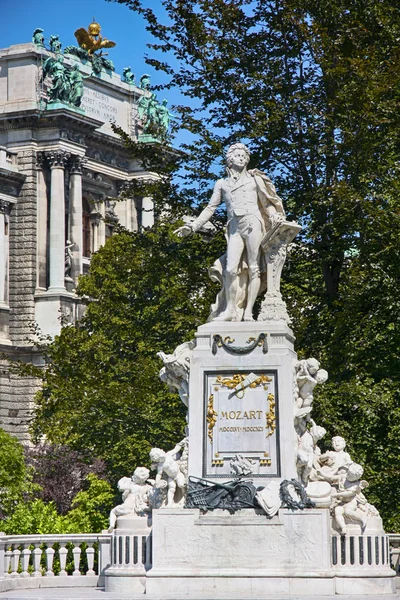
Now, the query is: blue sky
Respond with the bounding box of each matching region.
[3,0,220,170]
[2,0,171,93]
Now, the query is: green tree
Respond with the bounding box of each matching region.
[0,429,36,519]
[16,0,400,531]
[30,224,225,478]
[106,0,400,528]
[2,474,114,535]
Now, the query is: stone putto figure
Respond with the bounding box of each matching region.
[108,467,153,532]
[157,340,195,408]
[313,435,353,484]
[175,143,300,322]
[330,462,370,535]
[150,440,187,507]
[295,358,328,410]
[296,418,327,486]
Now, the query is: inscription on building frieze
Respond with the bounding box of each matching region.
[81,87,123,126]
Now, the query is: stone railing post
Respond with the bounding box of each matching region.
[98,532,112,588]
[0,533,5,578]
[45,150,70,292]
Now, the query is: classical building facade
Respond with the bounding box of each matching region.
[0,30,159,441]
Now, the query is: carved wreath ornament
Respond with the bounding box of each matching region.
[279,479,315,511]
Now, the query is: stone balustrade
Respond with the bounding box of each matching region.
[332,533,389,570]
[0,533,111,593]
[0,531,399,594]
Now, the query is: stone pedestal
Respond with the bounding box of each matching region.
[104,515,152,594]
[105,321,396,597]
[147,507,336,598]
[188,320,297,486]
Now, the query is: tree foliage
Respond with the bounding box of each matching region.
[29,225,225,478]
[13,0,399,531]
[0,429,37,520]
[108,0,399,528]
[2,474,114,535]
[25,444,107,515]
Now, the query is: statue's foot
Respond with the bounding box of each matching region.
[243,311,254,322]
[214,310,236,321]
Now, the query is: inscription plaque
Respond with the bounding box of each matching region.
[81,86,128,131]
[204,370,280,478]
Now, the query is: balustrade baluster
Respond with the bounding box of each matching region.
[344,535,351,567]
[45,546,55,576]
[86,544,95,576]
[354,537,361,567]
[4,549,12,578]
[72,545,81,576]
[59,544,68,576]
[20,546,31,578]
[145,533,152,570]
[10,547,20,578]
[32,545,42,577]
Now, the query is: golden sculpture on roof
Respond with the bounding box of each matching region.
[74,20,116,56]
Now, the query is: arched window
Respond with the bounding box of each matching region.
[82,198,91,258]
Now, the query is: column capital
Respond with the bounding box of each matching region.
[0,200,10,214]
[36,151,46,170]
[45,149,71,169]
[90,212,102,227]
[70,155,87,175]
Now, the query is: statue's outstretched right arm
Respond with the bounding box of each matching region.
[174,180,223,237]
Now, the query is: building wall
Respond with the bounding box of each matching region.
[0,41,156,441]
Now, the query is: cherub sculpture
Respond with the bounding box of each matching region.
[314,436,353,484]
[296,418,327,486]
[331,462,369,535]
[158,341,195,408]
[108,467,153,532]
[150,440,187,507]
[295,358,328,410]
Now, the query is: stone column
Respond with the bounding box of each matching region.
[98,200,106,248]
[46,150,70,292]
[69,155,86,284]
[91,214,101,253]
[141,196,154,229]
[36,153,48,290]
[0,200,9,305]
